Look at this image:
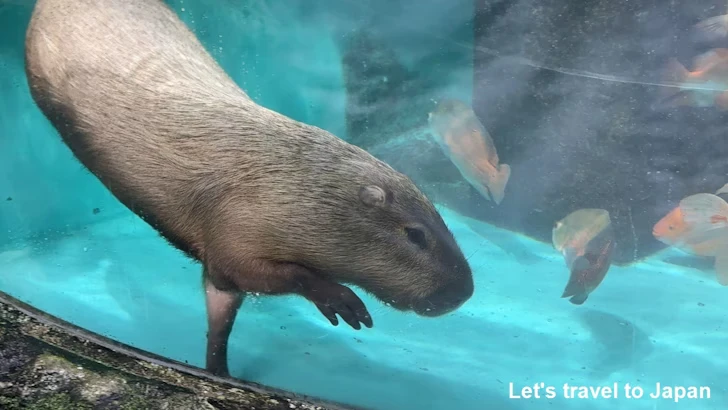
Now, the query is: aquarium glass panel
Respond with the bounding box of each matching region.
[1,0,727,409]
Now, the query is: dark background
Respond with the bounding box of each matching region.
[344,0,728,265]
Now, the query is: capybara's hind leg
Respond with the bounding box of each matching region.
[203,273,243,377]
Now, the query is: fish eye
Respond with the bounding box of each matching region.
[405,226,428,250]
[668,225,674,230]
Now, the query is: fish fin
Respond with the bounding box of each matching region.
[469,182,491,202]
[572,255,591,273]
[489,164,511,205]
[478,128,500,166]
[582,251,600,265]
[694,15,728,42]
[663,57,690,84]
[716,183,728,196]
[561,256,589,298]
[562,246,580,269]
[569,293,588,305]
[655,58,692,109]
[715,254,728,285]
[680,193,728,233]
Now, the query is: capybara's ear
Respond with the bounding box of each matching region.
[358,185,390,208]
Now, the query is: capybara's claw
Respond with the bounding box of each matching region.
[307,282,373,330]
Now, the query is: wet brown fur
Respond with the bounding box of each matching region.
[24,0,473,376]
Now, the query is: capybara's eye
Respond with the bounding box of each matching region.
[405,226,428,250]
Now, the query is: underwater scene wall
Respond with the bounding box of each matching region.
[2,0,728,409]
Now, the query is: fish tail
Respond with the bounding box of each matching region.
[716,183,728,196]
[663,57,690,85]
[489,163,511,205]
[561,269,586,299]
[654,58,692,109]
[561,255,601,306]
[568,293,588,305]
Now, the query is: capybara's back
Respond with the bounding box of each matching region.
[25,0,474,376]
[25,0,257,254]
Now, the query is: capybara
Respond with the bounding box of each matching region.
[24,0,474,376]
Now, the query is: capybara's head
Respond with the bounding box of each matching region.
[286,146,475,318]
[349,179,474,317]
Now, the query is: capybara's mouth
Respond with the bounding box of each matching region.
[412,298,467,317]
[411,278,474,317]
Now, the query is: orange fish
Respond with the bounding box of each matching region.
[657,48,728,110]
[427,99,510,205]
[652,193,728,285]
[552,209,615,305]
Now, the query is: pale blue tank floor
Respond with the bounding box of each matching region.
[0,205,726,410]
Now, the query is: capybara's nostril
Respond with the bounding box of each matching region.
[414,275,474,317]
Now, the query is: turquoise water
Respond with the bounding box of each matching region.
[2,203,728,410]
[2,0,728,409]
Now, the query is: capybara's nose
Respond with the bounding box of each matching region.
[415,275,474,317]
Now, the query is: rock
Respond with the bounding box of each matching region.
[0,292,345,410]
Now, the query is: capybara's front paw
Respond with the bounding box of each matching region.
[305,282,373,330]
